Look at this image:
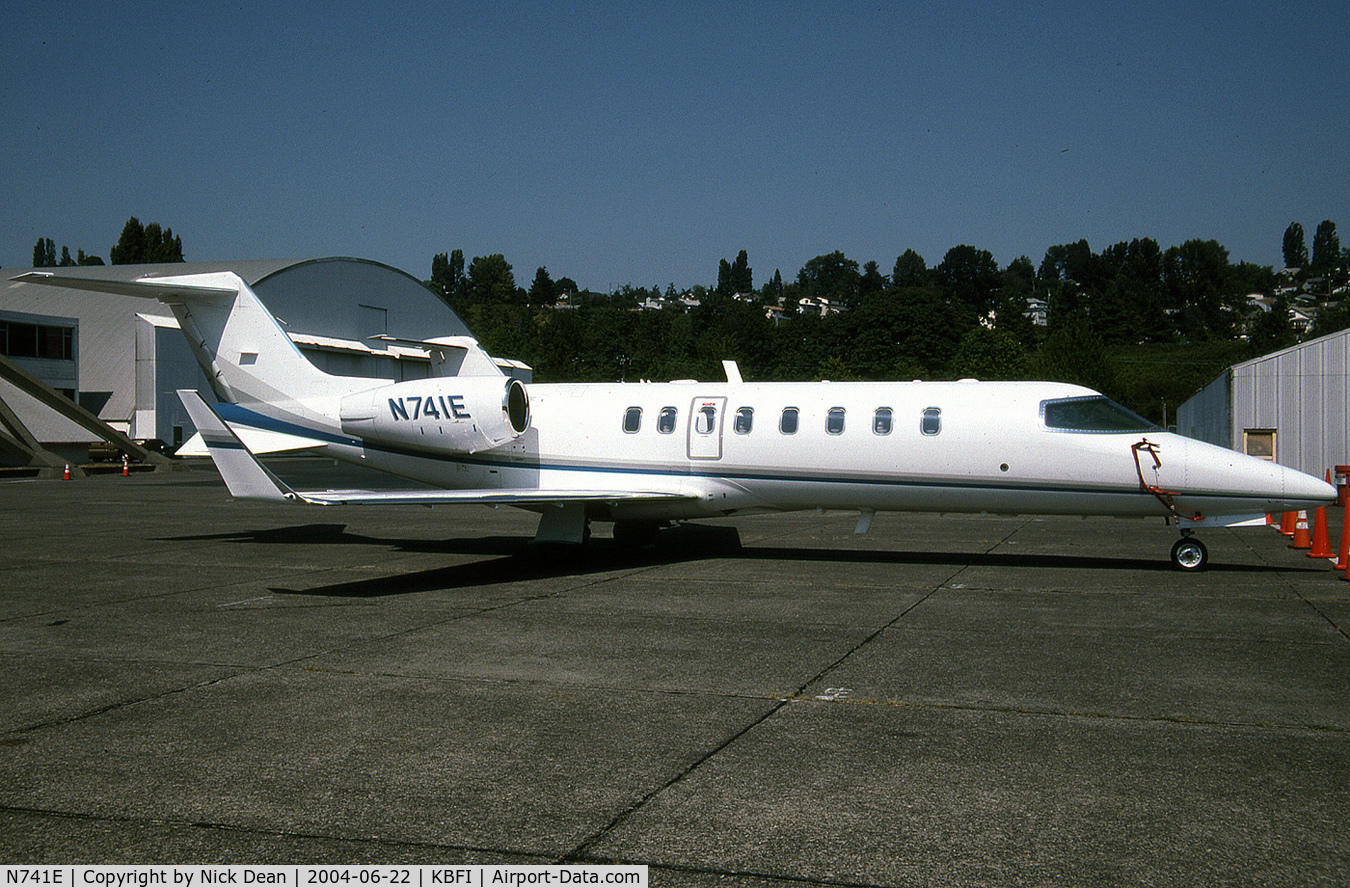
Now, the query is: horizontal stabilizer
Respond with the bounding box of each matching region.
[11,272,237,301]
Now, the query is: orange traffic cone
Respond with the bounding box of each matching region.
[62,463,70,480]
[1289,511,1311,549]
[121,454,129,477]
[1278,511,1297,536]
[1307,506,1333,558]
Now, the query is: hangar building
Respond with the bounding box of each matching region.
[1,258,509,465]
[1177,327,1349,478]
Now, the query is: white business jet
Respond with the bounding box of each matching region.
[15,270,1334,570]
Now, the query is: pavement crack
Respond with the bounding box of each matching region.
[557,530,1018,865]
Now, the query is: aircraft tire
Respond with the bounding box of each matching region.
[1170,537,1208,571]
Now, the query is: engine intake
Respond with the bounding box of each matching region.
[340,376,529,454]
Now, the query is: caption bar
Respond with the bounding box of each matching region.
[4,868,647,888]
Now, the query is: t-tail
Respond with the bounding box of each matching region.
[13,271,370,416]
[12,269,525,459]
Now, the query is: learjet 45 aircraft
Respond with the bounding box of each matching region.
[16,270,1334,570]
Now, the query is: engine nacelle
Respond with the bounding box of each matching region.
[339,376,529,454]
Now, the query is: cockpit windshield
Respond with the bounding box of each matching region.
[1041,396,1159,433]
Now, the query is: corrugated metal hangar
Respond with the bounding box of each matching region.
[1,258,496,466]
[1178,327,1350,478]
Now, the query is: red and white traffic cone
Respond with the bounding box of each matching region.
[62,463,71,480]
[1289,511,1311,549]
[121,454,129,477]
[1308,506,1333,558]
[1278,511,1297,537]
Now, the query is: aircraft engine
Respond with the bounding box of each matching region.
[339,376,529,454]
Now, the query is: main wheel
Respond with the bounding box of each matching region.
[1170,537,1208,571]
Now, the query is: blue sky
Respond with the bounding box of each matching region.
[4,1,1346,291]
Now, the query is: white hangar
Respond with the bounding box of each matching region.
[1,258,514,465]
[1177,327,1349,478]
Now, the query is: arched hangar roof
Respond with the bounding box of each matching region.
[2,257,473,429]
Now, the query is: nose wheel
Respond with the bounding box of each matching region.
[1170,533,1208,571]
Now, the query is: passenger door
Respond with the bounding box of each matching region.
[687,396,725,460]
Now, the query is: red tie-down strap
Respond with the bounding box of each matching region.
[1132,437,1201,523]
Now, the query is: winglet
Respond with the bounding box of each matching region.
[176,389,297,503]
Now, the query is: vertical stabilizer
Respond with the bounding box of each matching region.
[11,271,371,410]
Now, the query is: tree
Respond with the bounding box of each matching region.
[430,249,467,306]
[730,249,752,295]
[859,260,886,298]
[109,217,183,264]
[892,249,927,288]
[466,253,518,304]
[950,327,1029,380]
[798,251,860,309]
[763,269,784,304]
[528,266,556,305]
[1246,294,1296,357]
[1312,220,1340,275]
[1283,222,1308,269]
[1163,239,1236,340]
[936,245,1001,317]
[716,258,733,297]
[1033,319,1117,396]
[32,238,55,267]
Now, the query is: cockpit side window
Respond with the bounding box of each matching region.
[623,406,642,434]
[921,407,941,436]
[1041,396,1158,433]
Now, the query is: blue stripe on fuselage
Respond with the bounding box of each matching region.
[204,402,1257,503]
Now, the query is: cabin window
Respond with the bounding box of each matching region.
[623,406,642,434]
[657,406,677,434]
[921,407,941,436]
[780,407,799,435]
[1041,396,1157,433]
[734,407,753,434]
[873,407,893,435]
[827,407,845,435]
[694,405,717,434]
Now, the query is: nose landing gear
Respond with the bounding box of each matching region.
[1170,531,1208,571]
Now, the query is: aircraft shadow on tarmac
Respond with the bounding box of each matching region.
[159,521,1319,598]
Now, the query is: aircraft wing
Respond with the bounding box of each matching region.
[176,389,695,508]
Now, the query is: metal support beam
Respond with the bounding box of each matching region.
[0,352,173,468]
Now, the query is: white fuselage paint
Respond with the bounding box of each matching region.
[280,378,1331,525]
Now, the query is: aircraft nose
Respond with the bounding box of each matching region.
[1168,435,1336,513]
[1281,464,1337,507]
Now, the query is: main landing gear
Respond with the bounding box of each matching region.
[1170,531,1208,571]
